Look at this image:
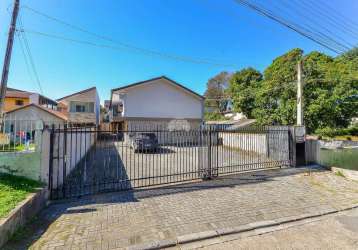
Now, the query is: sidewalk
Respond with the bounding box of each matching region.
[194,207,358,250]
[4,166,358,249]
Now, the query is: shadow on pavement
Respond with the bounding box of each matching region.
[4,165,326,250]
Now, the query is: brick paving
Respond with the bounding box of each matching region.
[5,166,358,249]
[197,207,358,250]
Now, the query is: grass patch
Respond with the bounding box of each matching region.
[0,174,42,218]
[0,143,36,152]
[335,170,345,177]
[325,136,358,141]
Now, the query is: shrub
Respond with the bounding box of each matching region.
[315,124,358,138]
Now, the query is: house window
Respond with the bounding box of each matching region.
[70,101,94,113]
[15,100,24,106]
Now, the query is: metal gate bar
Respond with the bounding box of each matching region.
[49,126,292,199]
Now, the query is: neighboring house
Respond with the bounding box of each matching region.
[4,103,67,136]
[56,87,100,126]
[4,87,57,112]
[102,100,111,123]
[110,76,204,131]
[104,100,111,112]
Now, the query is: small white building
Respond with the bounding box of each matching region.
[110,76,204,131]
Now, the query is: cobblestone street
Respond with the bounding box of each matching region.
[5,166,358,249]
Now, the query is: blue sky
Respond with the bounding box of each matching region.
[0,0,357,103]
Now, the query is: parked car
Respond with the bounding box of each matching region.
[129,133,159,152]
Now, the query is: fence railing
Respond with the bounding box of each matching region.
[0,119,44,152]
[48,125,292,199]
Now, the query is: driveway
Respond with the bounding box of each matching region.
[59,143,277,198]
[5,166,358,249]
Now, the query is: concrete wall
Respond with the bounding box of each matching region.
[113,78,203,120]
[219,132,268,155]
[0,188,48,248]
[0,151,42,181]
[305,139,320,164]
[219,130,290,163]
[305,139,358,169]
[0,129,43,181]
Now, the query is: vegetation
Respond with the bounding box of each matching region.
[229,67,262,118]
[204,71,231,114]
[204,112,228,121]
[315,125,358,138]
[0,143,36,152]
[0,174,42,218]
[204,48,358,133]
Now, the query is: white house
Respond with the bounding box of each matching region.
[110,76,204,131]
[57,87,100,126]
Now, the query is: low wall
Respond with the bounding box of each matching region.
[0,188,48,248]
[305,139,320,164]
[0,151,41,181]
[0,130,43,181]
[219,132,267,155]
[305,139,358,170]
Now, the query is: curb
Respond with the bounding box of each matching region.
[125,204,358,250]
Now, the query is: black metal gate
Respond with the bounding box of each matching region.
[48,126,292,199]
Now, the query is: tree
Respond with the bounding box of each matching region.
[204,72,231,113]
[252,48,358,133]
[205,48,358,133]
[253,48,303,125]
[228,67,262,118]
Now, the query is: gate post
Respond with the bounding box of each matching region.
[62,124,67,198]
[48,124,55,199]
[207,127,212,179]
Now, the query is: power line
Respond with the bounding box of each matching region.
[232,0,349,54]
[314,0,358,32]
[298,0,358,41]
[272,0,355,50]
[18,14,43,94]
[21,5,238,67]
[237,0,351,53]
[16,31,35,86]
[18,28,239,68]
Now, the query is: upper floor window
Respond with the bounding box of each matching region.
[70,101,94,113]
[15,100,24,106]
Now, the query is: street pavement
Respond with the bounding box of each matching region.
[4,166,358,249]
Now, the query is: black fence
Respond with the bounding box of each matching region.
[49,126,292,199]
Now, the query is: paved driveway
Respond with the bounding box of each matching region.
[5,166,358,249]
[59,143,278,198]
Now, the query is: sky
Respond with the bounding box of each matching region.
[0,0,357,103]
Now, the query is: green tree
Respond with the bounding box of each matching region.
[229,67,262,118]
[253,48,303,125]
[204,71,231,113]
[252,48,358,133]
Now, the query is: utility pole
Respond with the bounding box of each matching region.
[0,0,20,120]
[297,60,304,126]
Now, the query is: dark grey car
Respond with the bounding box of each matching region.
[129,133,159,152]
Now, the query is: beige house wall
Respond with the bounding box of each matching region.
[58,88,99,125]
